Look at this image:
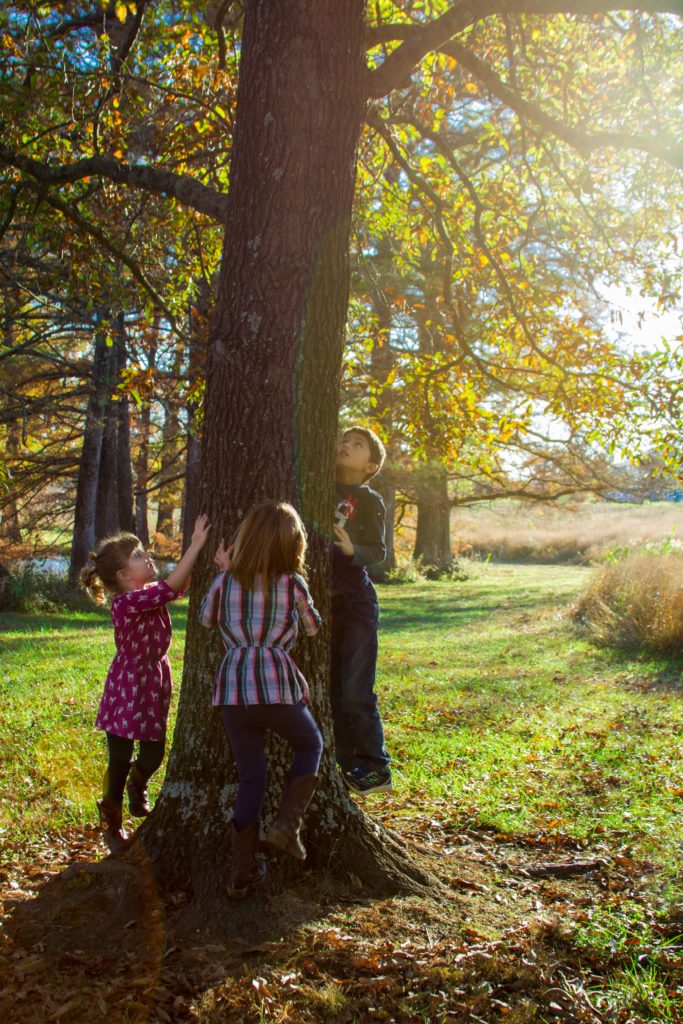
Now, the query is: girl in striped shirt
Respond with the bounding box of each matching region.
[199,501,323,899]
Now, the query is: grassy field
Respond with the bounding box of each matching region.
[438,499,683,564]
[1,563,683,1022]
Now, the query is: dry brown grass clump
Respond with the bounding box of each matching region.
[573,551,683,652]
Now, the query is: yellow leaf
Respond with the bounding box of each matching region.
[115,2,127,23]
[479,254,489,267]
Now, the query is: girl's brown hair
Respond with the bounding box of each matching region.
[79,532,141,605]
[229,502,307,591]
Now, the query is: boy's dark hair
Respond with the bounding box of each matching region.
[343,425,386,480]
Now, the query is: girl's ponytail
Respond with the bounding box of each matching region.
[79,533,139,604]
[79,559,106,605]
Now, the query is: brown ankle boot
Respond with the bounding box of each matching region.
[126,765,151,817]
[227,821,267,899]
[96,798,129,854]
[265,773,318,861]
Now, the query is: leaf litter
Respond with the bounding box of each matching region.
[1,803,681,1024]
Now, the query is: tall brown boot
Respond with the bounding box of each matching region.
[265,773,318,861]
[227,821,267,899]
[96,798,129,855]
[126,765,151,817]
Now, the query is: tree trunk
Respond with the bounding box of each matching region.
[133,325,159,547]
[94,337,121,541]
[142,0,427,902]
[0,421,22,544]
[134,403,152,546]
[413,463,455,578]
[181,285,209,550]
[370,468,396,581]
[366,235,396,581]
[69,327,111,583]
[154,400,182,537]
[1,293,22,545]
[115,314,136,534]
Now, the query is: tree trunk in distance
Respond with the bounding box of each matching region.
[370,468,397,581]
[182,283,210,550]
[115,313,135,534]
[69,326,111,583]
[155,399,182,537]
[0,421,22,544]
[413,463,455,577]
[133,324,159,546]
[142,0,429,906]
[94,334,121,542]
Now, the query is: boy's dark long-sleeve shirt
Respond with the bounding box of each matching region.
[332,481,386,595]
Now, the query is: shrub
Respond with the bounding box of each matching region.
[0,564,91,612]
[573,551,683,653]
[381,556,469,585]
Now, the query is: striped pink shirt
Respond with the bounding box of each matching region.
[199,572,321,706]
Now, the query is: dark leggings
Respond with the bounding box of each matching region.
[221,702,323,830]
[103,732,166,804]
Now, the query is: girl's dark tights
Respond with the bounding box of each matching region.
[220,701,323,830]
[103,732,165,804]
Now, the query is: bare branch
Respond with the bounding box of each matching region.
[367,1,683,99]
[25,184,183,335]
[0,147,229,223]
[368,1,493,98]
[441,38,683,170]
[0,186,21,245]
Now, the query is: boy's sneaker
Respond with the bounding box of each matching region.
[343,767,393,795]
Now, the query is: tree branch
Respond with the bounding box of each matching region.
[368,1,494,98]
[441,38,683,170]
[25,184,183,336]
[0,147,229,223]
[367,1,683,98]
[0,186,21,245]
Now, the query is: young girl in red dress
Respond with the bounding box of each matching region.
[81,514,211,852]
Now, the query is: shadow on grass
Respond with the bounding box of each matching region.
[0,604,189,636]
[379,582,568,635]
[0,611,109,632]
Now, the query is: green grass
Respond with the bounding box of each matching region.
[378,565,683,871]
[0,602,188,858]
[2,564,683,872]
[3,562,683,1019]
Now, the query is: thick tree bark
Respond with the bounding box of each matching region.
[143,0,428,900]
[413,463,455,577]
[69,328,110,583]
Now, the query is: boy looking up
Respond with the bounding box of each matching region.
[332,426,392,795]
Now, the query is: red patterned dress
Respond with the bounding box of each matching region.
[95,580,180,741]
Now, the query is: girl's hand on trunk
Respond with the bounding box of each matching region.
[214,539,232,571]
